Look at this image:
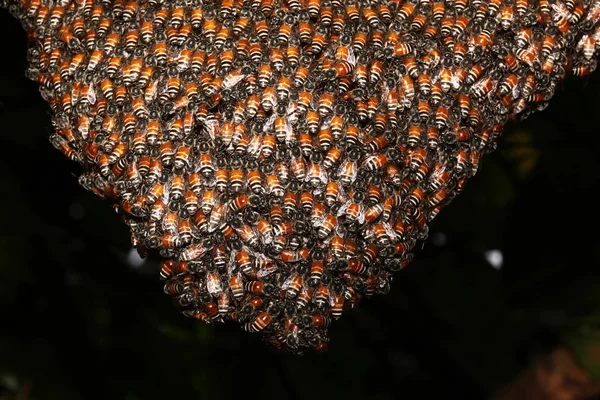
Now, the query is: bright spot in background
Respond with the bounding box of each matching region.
[127,248,145,269]
[1,374,18,391]
[485,249,503,270]
[432,232,446,246]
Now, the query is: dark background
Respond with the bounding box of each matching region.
[1,9,600,400]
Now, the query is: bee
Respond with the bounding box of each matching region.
[149,198,167,222]
[578,35,596,60]
[400,76,416,107]
[552,2,571,33]
[455,149,469,174]
[267,174,285,197]
[255,219,274,244]
[245,280,264,295]
[318,93,334,117]
[171,146,190,171]
[164,279,184,297]
[467,108,480,128]
[454,42,468,64]
[205,270,223,295]
[282,275,303,299]
[323,147,342,169]
[217,292,230,316]
[474,2,488,23]
[570,3,586,24]
[47,5,65,29]
[353,24,369,53]
[159,142,175,167]
[25,0,42,17]
[499,6,514,29]
[498,74,519,97]
[229,169,245,192]
[161,234,181,249]
[310,29,327,54]
[313,285,330,309]
[234,249,252,274]
[413,73,432,96]
[344,257,365,275]
[114,86,127,107]
[515,0,529,14]
[471,77,494,99]
[50,136,81,162]
[147,161,163,185]
[184,191,199,215]
[307,162,327,187]
[518,73,536,99]
[229,274,244,300]
[411,13,427,31]
[270,48,285,72]
[170,176,186,201]
[429,188,449,208]
[201,189,216,215]
[207,203,226,232]
[516,28,532,48]
[246,313,271,333]
[282,192,298,216]
[417,101,431,122]
[289,286,311,312]
[159,260,175,281]
[261,87,277,112]
[247,171,265,194]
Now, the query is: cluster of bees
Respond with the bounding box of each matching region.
[4,0,599,352]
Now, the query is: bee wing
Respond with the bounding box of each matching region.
[328,292,337,307]
[362,155,375,168]
[339,160,358,183]
[248,134,262,156]
[86,84,96,104]
[450,73,462,91]
[577,34,589,49]
[227,251,237,276]
[281,274,296,290]
[208,203,227,232]
[512,83,521,99]
[223,70,246,90]
[286,102,298,124]
[207,272,223,294]
[318,165,328,184]
[287,100,297,116]
[594,26,600,42]
[168,47,182,64]
[383,222,398,242]
[336,200,350,217]
[551,2,568,16]
[357,204,366,225]
[337,183,349,203]
[347,46,356,66]
[180,243,208,262]
[263,113,277,133]
[197,117,219,141]
[256,257,278,278]
[284,119,294,144]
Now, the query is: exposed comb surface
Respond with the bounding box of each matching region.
[2,0,599,353]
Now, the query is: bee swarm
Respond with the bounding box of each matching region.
[3,0,599,353]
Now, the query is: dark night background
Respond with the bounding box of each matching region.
[1,8,600,400]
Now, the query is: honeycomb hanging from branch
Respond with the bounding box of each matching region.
[2,0,599,353]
